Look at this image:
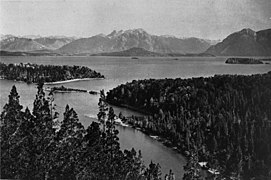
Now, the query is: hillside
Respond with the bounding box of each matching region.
[33,37,75,49]
[205,28,271,56]
[59,29,214,55]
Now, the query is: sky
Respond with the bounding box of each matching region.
[0,0,271,40]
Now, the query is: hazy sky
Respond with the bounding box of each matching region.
[0,0,270,39]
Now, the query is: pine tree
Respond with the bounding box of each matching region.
[97,89,108,132]
[0,85,23,178]
[31,82,56,179]
[104,106,123,179]
[123,149,146,179]
[145,161,162,180]
[54,105,85,179]
[183,150,201,180]
[16,107,36,179]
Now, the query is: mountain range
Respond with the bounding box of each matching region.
[59,29,216,55]
[1,28,270,56]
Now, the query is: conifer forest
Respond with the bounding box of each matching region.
[107,72,271,179]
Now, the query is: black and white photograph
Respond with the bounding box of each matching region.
[0,0,271,179]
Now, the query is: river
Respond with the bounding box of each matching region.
[0,56,270,179]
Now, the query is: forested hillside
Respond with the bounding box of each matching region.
[107,72,271,179]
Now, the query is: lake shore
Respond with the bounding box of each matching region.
[44,77,105,85]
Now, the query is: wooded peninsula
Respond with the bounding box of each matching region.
[107,72,271,179]
[0,62,105,83]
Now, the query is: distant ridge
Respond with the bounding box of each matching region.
[205,28,271,56]
[0,35,76,51]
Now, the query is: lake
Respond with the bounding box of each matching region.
[0,56,270,179]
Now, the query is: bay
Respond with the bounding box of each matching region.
[0,56,270,179]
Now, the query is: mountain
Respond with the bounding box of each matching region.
[34,37,75,50]
[0,35,76,51]
[0,37,46,51]
[92,47,164,57]
[59,28,215,55]
[205,28,271,56]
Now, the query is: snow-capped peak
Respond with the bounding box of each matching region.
[107,30,124,38]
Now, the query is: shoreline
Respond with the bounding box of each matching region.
[86,113,183,154]
[111,111,217,176]
[44,77,105,85]
[122,116,215,176]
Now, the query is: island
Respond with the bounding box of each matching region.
[45,85,99,95]
[46,86,87,93]
[106,71,271,179]
[225,57,264,64]
[0,62,105,84]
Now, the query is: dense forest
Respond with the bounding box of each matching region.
[0,84,181,180]
[0,62,105,83]
[107,72,271,179]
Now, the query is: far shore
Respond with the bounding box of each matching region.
[44,77,105,85]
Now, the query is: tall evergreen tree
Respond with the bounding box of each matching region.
[144,161,162,180]
[31,82,57,179]
[97,89,108,132]
[183,150,201,180]
[54,105,85,179]
[0,85,23,178]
